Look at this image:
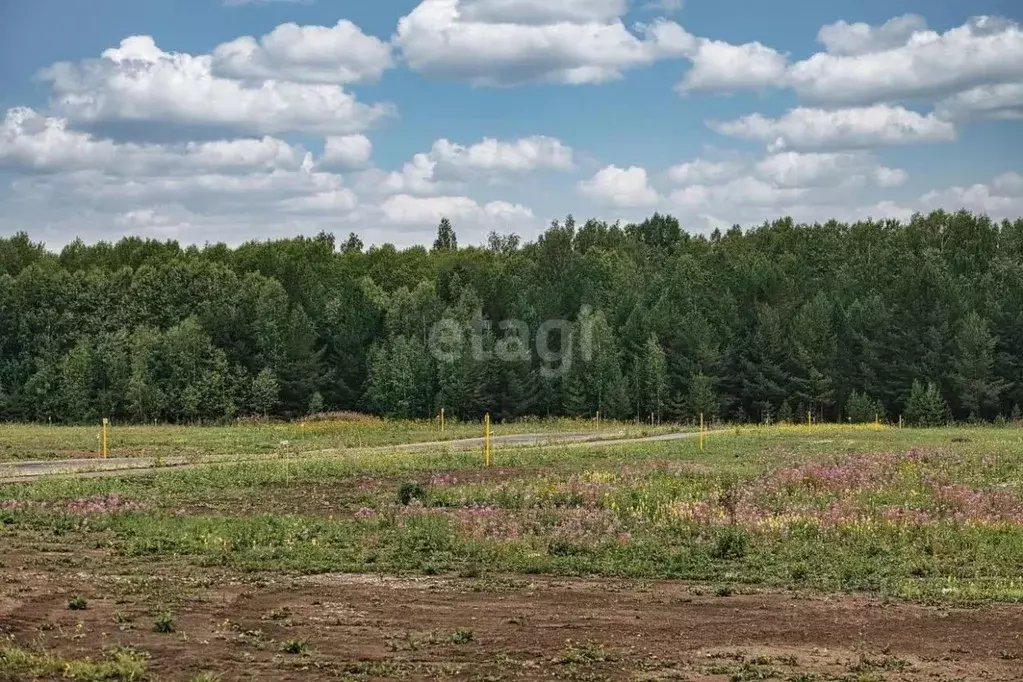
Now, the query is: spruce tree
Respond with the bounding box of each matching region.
[905,380,949,427]
[777,399,793,424]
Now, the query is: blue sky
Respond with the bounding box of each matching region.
[1,0,1021,248]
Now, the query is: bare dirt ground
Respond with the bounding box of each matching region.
[2,545,1021,681]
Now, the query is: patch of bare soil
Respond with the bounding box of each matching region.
[1,560,1020,681]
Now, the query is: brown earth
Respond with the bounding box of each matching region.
[1,553,1021,682]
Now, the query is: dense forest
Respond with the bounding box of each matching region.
[1,210,1021,426]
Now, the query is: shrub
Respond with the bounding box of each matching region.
[397,482,427,506]
[153,613,175,633]
[67,596,88,611]
[447,628,474,644]
[711,527,749,560]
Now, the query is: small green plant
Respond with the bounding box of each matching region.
[153,612,175,633]
[67,596,88,611]
[447,628,475,644]
[397,482,427,505]
[712,527,749,560]
[559,641,612,665]
[715,585,735,597]
[281,638,309,654]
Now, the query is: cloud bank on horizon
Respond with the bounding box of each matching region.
[0,0,1020,247]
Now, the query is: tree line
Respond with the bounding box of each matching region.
[1,210,1021,426]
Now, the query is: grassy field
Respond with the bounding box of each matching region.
[3,424,1022,601]
[0,417,671,462]
[1,424,1022,680]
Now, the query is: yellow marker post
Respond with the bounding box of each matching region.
[483,413,492,467]
[101,418,109,459]
[699,412,705,451]
[596,411,600,429]
[807,411,812,432]
[440,408,445,433]
[874,414,880,430]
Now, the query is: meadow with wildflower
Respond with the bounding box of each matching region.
[2,425,1022,604]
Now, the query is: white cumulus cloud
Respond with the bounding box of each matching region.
[212,20,394,84]
[936,82,1023,121]
[373,135,574,196]
[321,135,373,168]
[754,151,906,188]
[667,159,742,186]
[579,165,660,208]
[788,16,1023,105]
[816,14,928,56]
[677,39,787,93]
[0,107,311,174]
[393,0,693,86]
[709,105,957,152]
[379,193,534,226]
[38,36,394,135]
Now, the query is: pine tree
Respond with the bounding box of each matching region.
[777,399,793,424]
[686,372,719,420]
[951,312,1005,420]
[905,380,949,427]
[278,306,324,417]
[307,391,325,415]
[846,391,884,423]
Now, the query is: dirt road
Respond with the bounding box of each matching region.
[0,429,708,482]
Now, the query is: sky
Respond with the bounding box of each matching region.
[1,0,1021,249]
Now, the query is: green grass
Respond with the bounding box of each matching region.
[2,424,1022,604]
[0,417,673,462]
[0,643,146,681]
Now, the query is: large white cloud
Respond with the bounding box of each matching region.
[320,135,374,168]
[669,15,1023,113]
[709,105,957,152]
[393,0,693,86]
[211,20,394,84]
[38,36,393,135]
[579,165,660,208]
[667,159,742,186]
[372,135,574,196]
[788,16,1023,105]
[378,193,534,226]
[919,172,1023,216]
[457,0,628,25]
[0,107,311,174]
[431,136,573,173]
[936,82,1023,121]
[677,39,787,93]
[816,14,928,56]
[754,151,906,189]
[663,151,905,214]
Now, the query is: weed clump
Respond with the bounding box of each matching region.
[153,613,175,633]
[397,482,427,506]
